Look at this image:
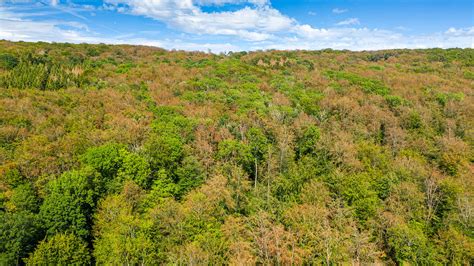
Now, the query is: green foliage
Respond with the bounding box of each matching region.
[296,125,320,158]
[115,62,135,73]
[39,168,99,239]
[436,227,474,264]
[80,143,125,179]
[367,52,395,62]
[148,105,196,142]
[330,172,380,223]
[368,65,384,71]
[147,169,179,202]
[145,134,184,174]
[93,192,155,265]
[403,111,424,131]
[385,95,409,108]
[386,221,434,264]
[0,211,42,265]
[247,127,269,162]
[0,53,19,70]
[0,59,88,90]
[435,91,464,106]
[217,139,253,174]
[274,156,326,202]
[427,48,474,66]
[26,233,91,265]
[117,149,152,189]
[435,179,461,222]
[189,76,227,91]
[8,183,39,213]
[181,58,217,69]
[271,75,323,115]
[3,168,25,188]
[463,70,474,80]
[175,156,205,197]
[81,143,152,190]
[326,70,391,95]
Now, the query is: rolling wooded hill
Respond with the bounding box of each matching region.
[0,40,473,265]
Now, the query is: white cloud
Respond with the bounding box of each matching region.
[285,25,474,50]
[395,26,409,31]
[445,27,474,37]
[336,18,360,26]
[50,0,59,6]
[1,1,473,52]
[103,0,293,41]
[308,11,317,16]
[332,8,348,14]
[194,0,268,6]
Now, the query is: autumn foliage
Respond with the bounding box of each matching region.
[0,41,473,264]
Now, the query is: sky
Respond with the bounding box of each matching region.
[0,0,472,52]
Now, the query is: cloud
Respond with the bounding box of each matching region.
[50,0,59,6]
[332,8,348,14]
[194,0,268,6]
[287,25,474,50]
[308,11,317,16]
[1,1,473,52]
[395,26,409,31]
[103,0,293,41]
[445,27,474,37]
[336,18,360,26]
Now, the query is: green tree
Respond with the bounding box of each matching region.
[93,192,155,265]
[175,156,205,197]
[39,168,99,239]
[386,221,435,264]
[7,183,39,213]
[117,149,152,189]
[246,127,269,186]
[436,227,474,265]
[329,172,380,224]
[145,134,184,175]
[0,211,42,265]
[80,143,125,179]
[26,233,91,265]
[296,125,320,158]
[217,139,252,175]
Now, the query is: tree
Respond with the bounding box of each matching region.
[385,220,435,264]
[82,143,154,190]
[80,143,125,180]
[295,125,320,158]
[116,149,152,189]
[175,156,205,197]
[0,211,42,265]
[248,211,303,264]
[39,168,99,239]
[26,233,91,265]
[93,192,155,265]
[144,134,184,175]
[217,139,253,176]
[329,172,380,224]
[5,183,39,213]
[246,127,269,187]
[435,227,474,265]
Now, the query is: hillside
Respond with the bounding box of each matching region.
[0,41,473,264]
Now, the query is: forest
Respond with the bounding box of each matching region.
[0,40,472,265]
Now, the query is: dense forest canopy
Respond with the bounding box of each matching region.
[0,40,473,265]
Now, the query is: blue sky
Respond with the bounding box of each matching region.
[0,0,472,52]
